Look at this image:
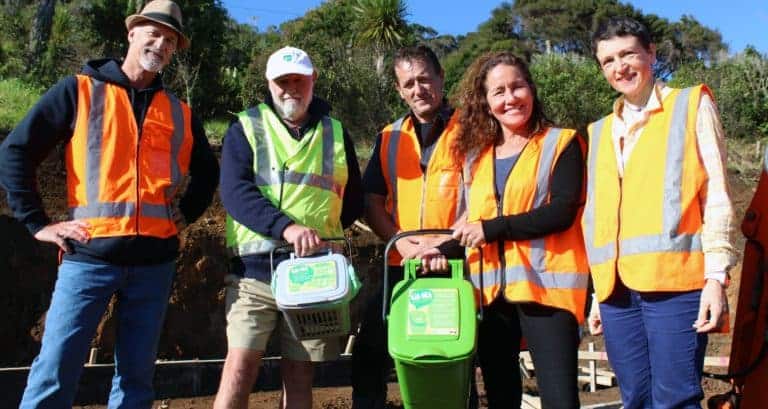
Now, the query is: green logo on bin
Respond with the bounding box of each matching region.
[288,264,313,284]
[409,289,434,308]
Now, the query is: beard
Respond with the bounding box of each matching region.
[274,98,308,122]
[139,48,165,73]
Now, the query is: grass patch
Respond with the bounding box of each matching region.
[0,78,43,133]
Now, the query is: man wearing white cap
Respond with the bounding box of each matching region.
[214,46,362,409]
[0,0,218,407]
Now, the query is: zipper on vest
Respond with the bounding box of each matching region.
[419,171,428,229]
[133,88,142,234]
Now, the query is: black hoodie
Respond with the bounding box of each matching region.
[0,58,219,265]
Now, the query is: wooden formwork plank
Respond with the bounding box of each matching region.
[577,374,615,387]
[521,393,541,409]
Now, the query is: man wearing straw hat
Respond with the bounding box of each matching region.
[214,45,362,409]
[0,1,218,407]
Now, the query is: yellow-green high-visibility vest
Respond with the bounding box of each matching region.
[226,103,348,256]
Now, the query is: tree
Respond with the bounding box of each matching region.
[442,3,530,96]
[508,0,727,78]
[27,0,55,68]
[407,23,458,59]
[159,0,230,116]
[649,13,727,78]
[352,0,409,76]
[512,0,638,55]
[127,0,147,14]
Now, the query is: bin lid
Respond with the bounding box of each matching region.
[388,277,477,362]
[273,253,350,307]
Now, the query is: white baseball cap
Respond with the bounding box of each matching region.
[265,46,316,80]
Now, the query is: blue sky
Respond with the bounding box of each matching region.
[221,0,767,54]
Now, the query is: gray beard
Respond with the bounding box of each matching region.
[139,53,164,73]
[274,99,305,122]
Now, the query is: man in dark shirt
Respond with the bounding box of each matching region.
[352,45,468,409]
[0,1,219,407]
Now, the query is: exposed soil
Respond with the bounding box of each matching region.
[0,136,758,407]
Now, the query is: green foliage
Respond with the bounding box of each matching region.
[531,53,615,132]
[352,0,409,48]
[0,78,43,133]
[162,0,230,117]
[204,117,232,142]
[35,2,104,86]
[0,0,759,148]
[0,5,30,78]
[670,53,768,139]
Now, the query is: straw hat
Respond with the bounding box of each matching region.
[125,0,190,49]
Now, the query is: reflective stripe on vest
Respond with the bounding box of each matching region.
[226,104,346,256]
[466,127,589,321]
[385,117,405,227]
[583,86,707,300]
[66,76,191,238]
[381,112,464,265]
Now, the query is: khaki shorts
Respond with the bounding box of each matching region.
[224,274,341,362]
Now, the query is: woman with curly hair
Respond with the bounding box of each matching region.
[426,51,588,408]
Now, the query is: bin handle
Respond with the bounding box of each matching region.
[382,229,483,323]
[269,236,352,278]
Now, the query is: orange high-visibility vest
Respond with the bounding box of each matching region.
[65,74,193,239]
[465,127,589,322]
[380,111,464,265]
[582,85,709,302]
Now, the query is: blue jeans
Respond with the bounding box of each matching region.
[600,285,707,409]
[20,260,176,409]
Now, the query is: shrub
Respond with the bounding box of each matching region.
[531,53,616,133]
[670,53,768,139]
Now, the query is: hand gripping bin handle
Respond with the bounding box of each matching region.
[381,229,483,323]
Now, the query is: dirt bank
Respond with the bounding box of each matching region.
[0,140,384,366]
[0,134,759,407]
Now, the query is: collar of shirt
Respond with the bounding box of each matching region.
[611,80,673,176]
[408,101,455,148]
